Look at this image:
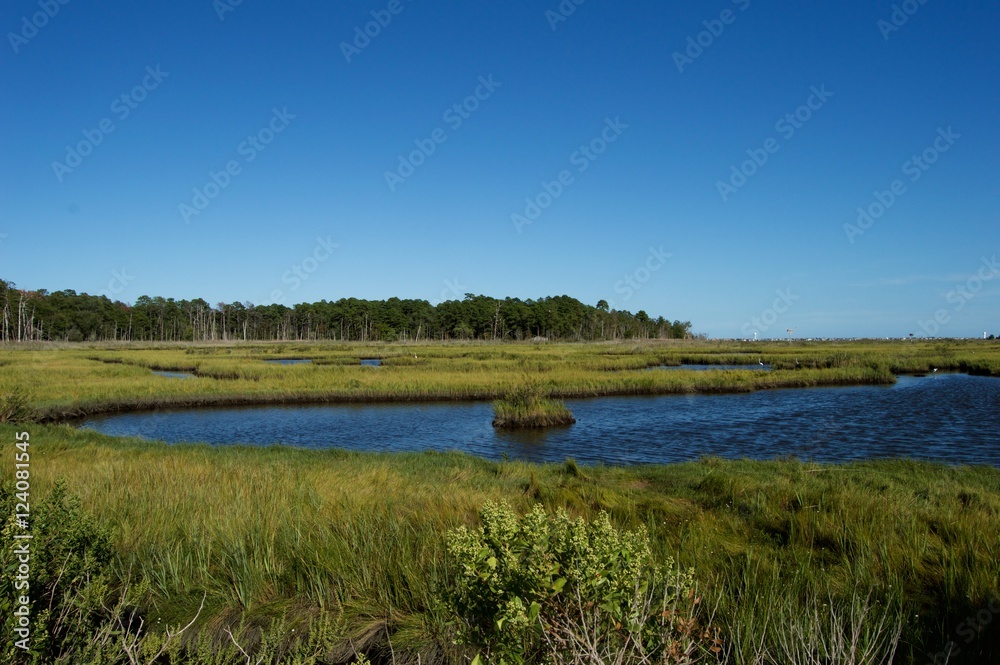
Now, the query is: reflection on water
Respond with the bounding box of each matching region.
[80,374,1000,466]
[264,359,313,365]
[360,359,382,367]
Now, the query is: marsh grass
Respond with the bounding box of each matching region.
[4,339,986,421]
[492,379,575,428]
[492,395,575,428]
[1,424,998,662]
[0,384,36,423]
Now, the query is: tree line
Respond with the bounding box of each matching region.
[0,279,694,343]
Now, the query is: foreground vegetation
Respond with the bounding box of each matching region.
[2,424,998,663]
[3,338,999,421]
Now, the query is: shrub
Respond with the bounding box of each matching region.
[1,479,117,662]
[0,386,37,424]
[0,481,211,664]
[445,501,721,665]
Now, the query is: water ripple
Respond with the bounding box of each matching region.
[79,374,1000,466]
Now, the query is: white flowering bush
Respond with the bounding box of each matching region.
[445,501,721,665]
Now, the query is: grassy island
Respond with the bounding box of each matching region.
[492,381,576,428]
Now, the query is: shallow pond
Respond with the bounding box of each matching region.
[79,373,1000,466]
[263,359,313,365]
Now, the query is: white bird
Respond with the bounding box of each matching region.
[759,359,765,366]
[414,354,418,360]
[932,367,938,373]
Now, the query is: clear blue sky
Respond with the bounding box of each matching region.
[1,1,998,339]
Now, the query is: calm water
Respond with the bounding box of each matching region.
[79,374,1000,466]
[360,359,383,367]
[264,358,313,365]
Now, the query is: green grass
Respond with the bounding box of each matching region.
[6,338,999,421]
[2,424,998,663]
[492,396,575,428]
[492,380,576,428]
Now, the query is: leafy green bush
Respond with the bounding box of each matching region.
[1,480,116,662]
[445,501,722,665]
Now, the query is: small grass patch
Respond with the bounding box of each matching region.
[492,396,575,428]
[492,381,575,428]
